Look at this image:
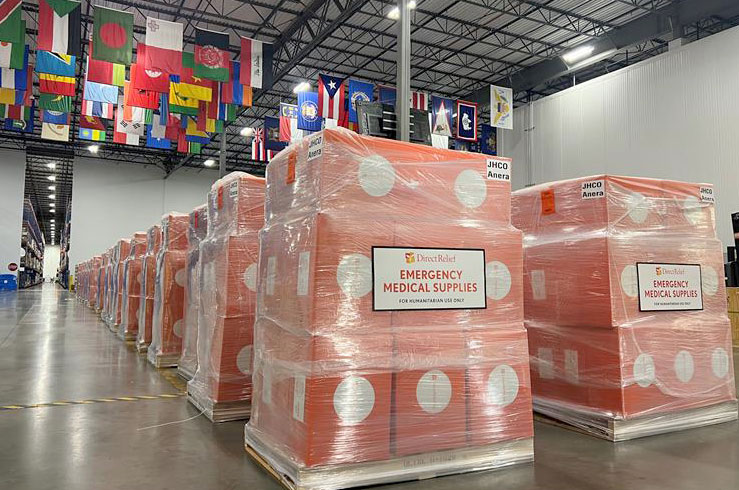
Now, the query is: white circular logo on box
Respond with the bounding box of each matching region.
[333,376,375,425]
[620,265,639,298]
[175,268,186,287]
[711,347,730,378]
[633,353,655,388]
[416,369,452,414]
[486,364,519,407]
[336,254,372,298]
[674,350,694,383]
[237,345,253,375]
[358,154,395,197]
[682,196,703,226]
[486,261,511,300]
[454,169,487,209]
[701,266,719,296]
[173,319,182,337]
[243,263,257,292]
[626,192,648,224]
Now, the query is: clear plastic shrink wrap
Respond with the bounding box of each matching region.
[147,213,189,367]
[178,204,208,381]
[512,175,737,441]
[101,247,115,320]
[119,232,148,340]
[112,238,132,329]
[88,255,102,308]
[96,251,109,313]
[245,129,533,490]
[187,174,264,421]
[136,224,162,352]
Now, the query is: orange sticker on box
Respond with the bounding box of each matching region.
[541,189,555,215]
[287,151,296,185]
[217,186,224,209]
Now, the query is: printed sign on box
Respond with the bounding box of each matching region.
[636,262,703,312]
[372,246,486,311]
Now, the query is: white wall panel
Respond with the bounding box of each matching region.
[0,149,26,286]
[508,25,739,245]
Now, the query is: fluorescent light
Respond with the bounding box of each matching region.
[48,185,55,191]
[240,127,254,137]
[388,1,416,20]
[292,81,310,93]
[47,175,56,181]
[49,203,55,208]
[88,144,100,154]
[50,219,55,223]
[46,162,56,169]
[50,209,55,213]
[203,159,215,167]
[562,45,595,64]
[49,194,56,199]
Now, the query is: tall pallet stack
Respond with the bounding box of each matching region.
[728,288,739,346]
[136,225,162,353]
[187,173,264,421]
[89,256,102,309]
[148,213,189,368]
[512,175,737,441]
[178,204,208,381]
[119,232,148,341]
[111,238,132,331]
[245,129,533,489]
[99,248,112,316]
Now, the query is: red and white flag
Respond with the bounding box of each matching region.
[411,91,428,110]
[317,74,345,120]
[251,127,265,161]
[143,17,183,75]
[240,37,273,89]
[81,99,114,119]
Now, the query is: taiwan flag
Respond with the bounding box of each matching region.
[92,6,133,65]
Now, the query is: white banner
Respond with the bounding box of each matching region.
[636,263,703,311]
[490,85,513,130]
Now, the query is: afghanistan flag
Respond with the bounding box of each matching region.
[39,93,72,112]
[79,127,106,141]
[0,0,23,44]
[92,6,133,65]
[39,73,75,96]
[38,0,81,57]
[194,27,229,82]
[0,39,23,69]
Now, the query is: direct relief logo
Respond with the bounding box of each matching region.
[405,252,415,264]
[656,266,684,276]
[656,267,662,276]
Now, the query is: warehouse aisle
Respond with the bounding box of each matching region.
[1,285,738,490]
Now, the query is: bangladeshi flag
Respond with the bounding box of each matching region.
[194,27,229,82]
[92,6,133,65]
[37,0,81,57]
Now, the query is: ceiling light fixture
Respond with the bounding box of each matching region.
[49,203,55,208]
[50,209,55,213]
[388,1,416,20]
[562,45,595,65]
[240,127,254,137]
[47,175,56,181]
[48,185,55,191]
[292,81,310,93]
[46,162,56,170]
[88,144,100,154]
[50,219,55,223]
[49,194,56,199]
[203,159,215,167]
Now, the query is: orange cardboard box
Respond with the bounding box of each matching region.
[120,232,147,339]
[113,239,131,326]
[136,225,162,348]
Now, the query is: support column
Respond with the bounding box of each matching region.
[397,0,411,142]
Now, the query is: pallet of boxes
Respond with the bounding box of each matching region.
[245,128,534,490]
[512,175,738,441]
[136,224,162,353]
[728,287,739,346]
[119,232,148,341]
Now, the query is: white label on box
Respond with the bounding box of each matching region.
[564,349,579,384]
[538,348,554,379]
[229,180,238,199]
[297,251,310,296]
[700,186,715,203]
[581,179,605,199]
[292,374,306,422]
[307,133,323,161]
[266,256,276,296]
[530,269,546,300]
[636,263,703,311]
[372,246,486,311]
[486,157,511,181]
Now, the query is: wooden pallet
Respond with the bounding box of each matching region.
[148,352,180,369]
[187,390,250,423]
[245,430,534,490]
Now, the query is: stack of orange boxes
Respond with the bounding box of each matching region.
[512,175,738,440]
[119,232,148,340]
[245,129,533,488]
[187,173,264,421]
[178,204,208,381]
[111,238,131,331]
[96,252,108,313]
[136,225,162,353]
[147,213,189,367]
[101,247,114,320]
[88,255,102,309]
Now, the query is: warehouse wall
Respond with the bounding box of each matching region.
[69,158,217,268]
[0,149,26,288]
[505,25,739,246]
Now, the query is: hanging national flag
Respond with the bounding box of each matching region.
[41,109,68,124]
[347,79,373,123]
[170,80,211,103]
[124,80,159,109]
[129,60,169,93]
[479,124,497,155]
[79,127,105,141]
[222,61,252,107]
[1,102,27,119]
[80,114,107,131]
[4,102,33,132]
[38,0,81,57]
[86,43,125,86]
[378,85,395,105]
[251,127,265,162]
[142,17,183,75]
[317,74,345,121]
[114,96,140,145]
[121,96,145,130]
[92,7,133,65]
[169,83,199,115]
[297,91,321,132]
[240,37,273,89]
[36,51,75,76]
[81,99,114,119]
[38,93,71,112]
[264,116,286,152]
[490,84,513,130]
[185,117,209,144]
[411,91,428,110]
[146,129,171,149]
[39,73,75,96]
[217,101,237,122]
[431,96,452,137]
[41,122,70,141]
[0,0,23,44]
[0,45,26,89]
[0,40,23,69]
[456,100,477,141]
[279,102,298,143]
[149,111,166,139]
[83,80,118,104]
[194,27,229,81]
[0,86,18,104]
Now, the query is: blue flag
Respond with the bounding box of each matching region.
[431,96,453,137]
[42,110,69,125]
[83,81,118,104]
[456,100,477,141]
[479,124,496,155]
[347,79,374,123]
[297,91,321,132]
[36,51,76,77]
[378,85,395,105]
[264,116,286,152]
[146,130,171,149]
[4,103,34,133]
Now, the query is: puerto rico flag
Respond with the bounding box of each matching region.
[317,74,344,120]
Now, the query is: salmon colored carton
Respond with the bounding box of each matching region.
[88,255,102,308]
[178,204,208,380]
[113,239,131,327]
[101,246,115,320]
[148,212,189,367]
[136,224,162,352]
[188,173,264,421]
[119,232,147,340]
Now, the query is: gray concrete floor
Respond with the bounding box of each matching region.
[1,284,738,490]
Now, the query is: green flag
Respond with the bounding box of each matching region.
[92,6,133,65]
[0,0,24,44]
[39,93,72,112]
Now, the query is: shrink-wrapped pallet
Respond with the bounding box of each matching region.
[245,129,533,490]
[512,175,737,440]
[119,232,148,340]
[187,174,264,421]
[178,204,208,380]
[111,238,131,329]
[136,225,162,352]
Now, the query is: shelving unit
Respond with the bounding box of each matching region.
[57,201,72,289]
[19,199,44,289]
